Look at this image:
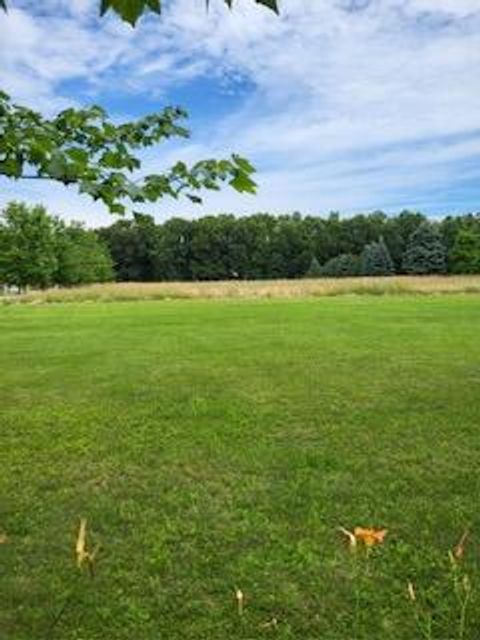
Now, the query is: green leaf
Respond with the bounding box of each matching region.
[232,154,256,175]
[224,0,278,12]
[66,148,89,165]
[109,203,127,215]
[229,172,257,194]
[256,0,279,13]
[0,157,22,178]
[100,150,127,169]
[100,0,161,26]
[47,152,69,180]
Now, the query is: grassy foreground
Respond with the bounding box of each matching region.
[1,295,480,639]
[4,274,480,304]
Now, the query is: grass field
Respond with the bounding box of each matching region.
[1,295,480,639]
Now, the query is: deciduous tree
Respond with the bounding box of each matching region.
[449,227,480,274]
[98,215,160,281]
[0,202,59,290]
[56,223,114,285]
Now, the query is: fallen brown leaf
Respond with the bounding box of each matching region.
[339,526,387,548]
[353,527,388,547]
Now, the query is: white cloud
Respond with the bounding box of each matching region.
[0,0,479,220]
[407,0,480,18]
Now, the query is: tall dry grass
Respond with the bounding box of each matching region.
[2,275,480,305]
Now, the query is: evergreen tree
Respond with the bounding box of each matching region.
[449,227,480,274]
[361,237,395,276]
[305,256,323,278]
[402,222,447,274]
[321,253,362,277]
[383,210,426,271]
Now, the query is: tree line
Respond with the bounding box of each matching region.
[1,202,480,289]
[98,209,480,281]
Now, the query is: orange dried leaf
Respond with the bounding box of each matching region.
[353,527,388,547]
[0,533,8,544]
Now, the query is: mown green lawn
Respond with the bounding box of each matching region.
[1,295,480,639]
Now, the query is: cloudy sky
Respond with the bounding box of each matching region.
[0,0,479,225]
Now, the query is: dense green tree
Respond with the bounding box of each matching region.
[305,256,323,278]
[0,202,58,290]
[189,215,237,280]
[152,217,194,281]
[224,217,258,279]
[382,210,426,272]
[321,253,362,278]
[0,202,116,289]
[98,215,160,281]
[303,216,332,265]
[241,214,277,279]
[402,222,447,274]
[361,237,394,276]
[341,212,387,256]
[440,214,480,265]
[449,227,480,274]
[269,214,311,278]
[440,215,466,257]
[56,223,114,285]
[323,212,345,258]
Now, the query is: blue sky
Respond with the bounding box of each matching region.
[1,0,479,225]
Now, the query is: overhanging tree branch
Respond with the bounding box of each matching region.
[0,92,257,215]
[0,1,278,215]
